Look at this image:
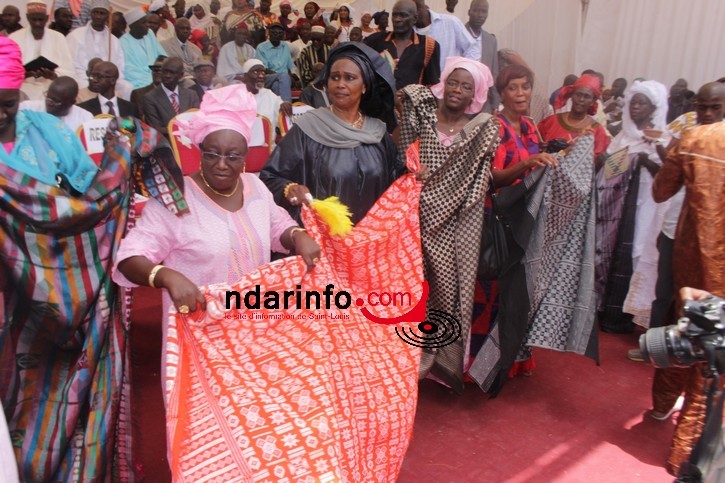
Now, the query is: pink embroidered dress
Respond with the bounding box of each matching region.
[113,173,296,338]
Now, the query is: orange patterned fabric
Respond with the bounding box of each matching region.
[164,172,423,481]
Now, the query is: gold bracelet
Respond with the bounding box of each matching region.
[289,227,306,245]
[148,265,164,288]
[283,183,299,198]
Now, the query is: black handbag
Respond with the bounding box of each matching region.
[477,194,511,280]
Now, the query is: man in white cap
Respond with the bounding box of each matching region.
[66,0,132,99]
[297,25,328,87]
[241,58,291,146]
[120,6,168,89]
[10,0,75,100]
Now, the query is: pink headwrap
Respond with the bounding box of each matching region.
[175,85,257,146]
[0,36,25,90]
[554,74,602,116]
[430,57,494,115]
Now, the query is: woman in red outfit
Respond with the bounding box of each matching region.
[538,73,610,167]
[469,64,557,376]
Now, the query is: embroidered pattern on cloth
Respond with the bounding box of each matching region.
[164,172,424,481]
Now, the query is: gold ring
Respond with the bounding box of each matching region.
[178,305,190,314]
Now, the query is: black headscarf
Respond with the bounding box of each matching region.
[321,42,397,132]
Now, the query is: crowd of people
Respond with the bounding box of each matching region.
[1,0,723,481]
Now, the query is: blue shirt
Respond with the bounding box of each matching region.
[255,41,294,74]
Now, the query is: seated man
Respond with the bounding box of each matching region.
[142,56,200,135]
[19,76,93,131]
[189,59,227,100]
[254,22,294,101]
[160,18,203,83]
[299,62,327,108]
[130,55,166,118]
[66,0,131,98]
[217,24,256,83]
[297,26,329,87]
[10,0,75,100]
[242,59,292,132]
[78,61,140,117]
[120,7,168,89]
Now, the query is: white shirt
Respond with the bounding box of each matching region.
[19,100,94,132]
[415,10,479,70]
[161,84,180,106]
[9,28,75,101]
[99,94,119,116]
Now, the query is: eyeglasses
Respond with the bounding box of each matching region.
[445,79,474,94]
[43,91,63,106]
[201,151,245,164]
[149,66,163,72]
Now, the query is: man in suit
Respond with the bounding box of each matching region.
[160,18,202,84]
[189,59,227,101]
[466,0,499,112]
[78,61,140,118]
[130,55,166,118]
[142,56,200,136]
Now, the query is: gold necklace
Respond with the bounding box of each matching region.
[331,105,364,129]
[565,112,589,129]
[200,170,240,198]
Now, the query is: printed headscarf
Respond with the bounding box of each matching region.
[174,84,257,146]
[430,57,494,115]
[0,36,25,90]
[554,73,602,116]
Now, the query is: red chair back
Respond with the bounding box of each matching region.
[76,115,114,167]
[245,115,273,173]
[168,109,201,175]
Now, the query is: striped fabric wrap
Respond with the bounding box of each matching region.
[0,120,184,482]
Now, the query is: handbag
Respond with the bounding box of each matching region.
[477,194,511,280]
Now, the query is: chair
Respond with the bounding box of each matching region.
[245,114,274,173]
[278,102,315,137]
[168,109,201,175]
[76,114,114,167]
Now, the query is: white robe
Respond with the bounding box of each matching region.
[65,25,133,99]
[217,42,255,82]
[19,100,94,132]
[9,28,75,101]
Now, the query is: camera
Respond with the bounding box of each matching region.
[640,296,725,370]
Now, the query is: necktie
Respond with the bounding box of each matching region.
[106,100,116,116]
[170,92,179,114]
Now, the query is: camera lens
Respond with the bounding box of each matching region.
[639,327,673,368]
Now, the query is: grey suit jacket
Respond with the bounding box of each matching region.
[160,38,203,77]
[142,85,200,135]
[479,29,500,113]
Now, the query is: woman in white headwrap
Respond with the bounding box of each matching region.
[330,3,355,42]
[595,80,670,333]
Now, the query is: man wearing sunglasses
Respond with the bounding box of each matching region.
[130,55,167,118]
